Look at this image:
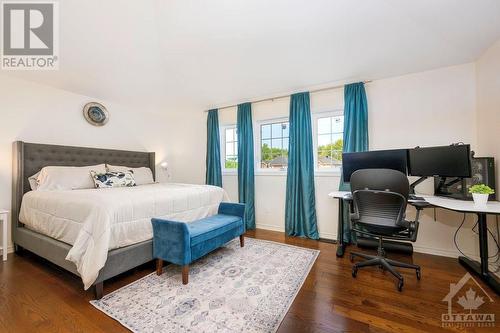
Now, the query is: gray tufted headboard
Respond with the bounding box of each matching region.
[12,141,155,228]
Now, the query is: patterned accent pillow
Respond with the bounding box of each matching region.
[90,171,136,188]
[106,165,154,185]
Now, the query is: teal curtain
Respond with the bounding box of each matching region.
[339,82,369,243]
[285,92,319,239]
[205,109,222,187]
[237,103,256,230]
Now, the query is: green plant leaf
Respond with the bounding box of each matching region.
[469,184,495,195]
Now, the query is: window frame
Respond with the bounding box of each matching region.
[312,109,344,175]
[220,124,238,175]
[255,117,290,175]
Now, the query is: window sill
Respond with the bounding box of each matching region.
[255,170,287,176]
[224,170,341,177]
[314,170,342,177]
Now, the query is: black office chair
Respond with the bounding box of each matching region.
[349,168,421,291]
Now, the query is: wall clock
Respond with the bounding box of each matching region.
[83,102,109,126]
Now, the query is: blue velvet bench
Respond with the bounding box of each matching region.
[152,202,246,284]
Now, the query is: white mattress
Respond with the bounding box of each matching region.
[19,183,229,289]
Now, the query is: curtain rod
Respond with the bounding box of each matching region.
[205,80,372,112]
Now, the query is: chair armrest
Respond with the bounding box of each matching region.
[218,202,245,219]
[407,206,423,241]
[151,218,191,265]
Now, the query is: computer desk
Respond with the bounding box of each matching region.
[328,191,500,295]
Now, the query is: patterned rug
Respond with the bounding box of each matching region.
[91,238,319,333]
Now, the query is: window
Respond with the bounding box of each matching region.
[223,127,238,169]
[260,121,289,170]
[316,113,344,169]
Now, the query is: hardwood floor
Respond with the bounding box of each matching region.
[1,229,498,332]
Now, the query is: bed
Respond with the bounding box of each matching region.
[11,141,227,298]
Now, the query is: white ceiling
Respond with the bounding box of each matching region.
[4,0,500,112]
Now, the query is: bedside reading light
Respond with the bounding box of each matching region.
[159,161,170,182]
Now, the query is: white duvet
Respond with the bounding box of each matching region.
[19,183,228,289]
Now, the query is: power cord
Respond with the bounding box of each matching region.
[497,215,500,252]
[496,216,500,272]
[453,213,471,260]
[454,213,500,273]
[470,216,500,261]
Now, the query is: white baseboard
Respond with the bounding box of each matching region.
[4,226,495,275]
[318,232,336,240]
[0,245,14,255]
[254,224,498,272]
[412,245,462,258]
[413,245,499,272]
[255,223,284,233]
[255,224,337,241]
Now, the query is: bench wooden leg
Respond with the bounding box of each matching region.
[156,259,163,276]
[182,265,189,284]
[94,282,103,300]
[240,235,244,247]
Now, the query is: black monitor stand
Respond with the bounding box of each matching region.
[410,176,464,196]
[409,176,427,194]
[434,177,463,196]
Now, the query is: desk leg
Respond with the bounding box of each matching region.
[336,198,346,257]
[458,213,500,295]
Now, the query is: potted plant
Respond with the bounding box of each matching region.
[469,184,495,206]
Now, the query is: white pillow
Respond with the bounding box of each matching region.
[106,164,154,185]
[28,171,40,191]
[36,164,107,191]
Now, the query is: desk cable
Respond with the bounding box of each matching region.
[453,214,500,272]
[471,215,500,261]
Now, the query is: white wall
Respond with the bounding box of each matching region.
[168,62,499,266]
[369,64,485,261]
[0,74,172,255]
[475,39,500,274]
[476,39,500,195]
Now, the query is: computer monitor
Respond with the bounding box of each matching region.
[342,149,408,182]
[408,144,471,178]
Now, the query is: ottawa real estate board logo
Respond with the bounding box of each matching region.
[442,272,495,328]
[1,1,59,70]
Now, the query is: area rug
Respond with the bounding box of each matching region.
[91,238,319,333]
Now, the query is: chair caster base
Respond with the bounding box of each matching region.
[350,251,420,292]
[397,279,404,292]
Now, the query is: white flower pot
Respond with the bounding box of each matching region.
[472,193,489,206]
